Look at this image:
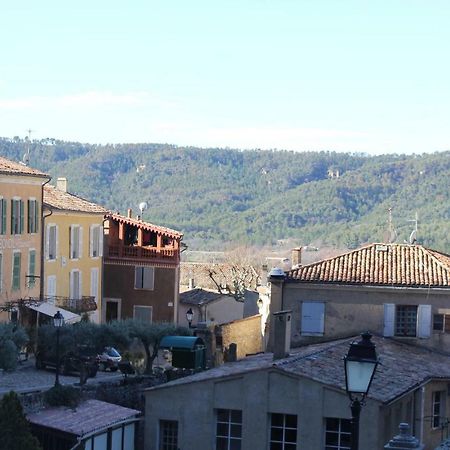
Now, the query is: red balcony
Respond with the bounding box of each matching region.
[106,245,179,265]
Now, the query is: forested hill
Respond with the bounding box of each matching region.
[1,137,450,251]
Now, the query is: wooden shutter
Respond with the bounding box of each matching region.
[27,200,31,233]
[11,200,14,234]
[301,302,325,335]
[134,267,143,288]
[19,200,24,233]
[1,199,6,234]
[89,225,94,257]
[79,226,83,259]
[90,268,99,302]
[12,253,21,290]
[418,304,432,338]
[28,250,36,287]
[383,304,395,337]
[35,201,39,233]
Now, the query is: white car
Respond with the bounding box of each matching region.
[97,347,122,371]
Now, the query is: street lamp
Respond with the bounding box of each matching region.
[186,308,194,328]
[344,331,379,450]
[53,310,64,386]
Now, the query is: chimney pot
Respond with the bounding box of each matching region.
[291,247,302,268]
[56,177,68,192]
[273,310,292,360]
[127,208,132,218]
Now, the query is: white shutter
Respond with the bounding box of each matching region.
[78,270,82,299]
[301,302,325,335]
[47,275,56,304]
[79,226,83,259]
[99,226,103,257]
[89,225,94,257]
[70,271,74,299]
[383,304,395,337]
[70,226,74,258]
[134,267,142,288]
[55,225,59,259]
[45,225,50,259]
[90,268,99,301]
[143,267,155,290]
[418,304,432,338]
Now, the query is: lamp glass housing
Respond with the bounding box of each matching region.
[345,359,377,394]
[53,311,64,328]
[186,308,194,323]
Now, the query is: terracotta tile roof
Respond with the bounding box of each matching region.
[44,185,109,214]
[147,335,450,404]
[287,243,450,287]
[0,156,49,178]
[105,212,182,239]
[27,399,140,437]
[180,288,231,306]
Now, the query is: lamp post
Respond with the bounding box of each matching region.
[344,331,379,450]
[186,308,194,328]
[53,310,64,386]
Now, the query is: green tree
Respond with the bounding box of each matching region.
[0,391,42,450]
[118,320,191,374]
[0,323,28,371]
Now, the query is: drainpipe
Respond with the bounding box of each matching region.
[39,177,52,302]
[419,386,425,444]
[100,216,109,323]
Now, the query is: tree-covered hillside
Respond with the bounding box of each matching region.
[1,137,449,251]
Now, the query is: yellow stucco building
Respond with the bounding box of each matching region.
[43,178,108,323]
[0,157,50,322]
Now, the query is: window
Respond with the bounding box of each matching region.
[90,225,102,257]
[0,198,6,235]
[133,305,152,323]
[12,252,21,291]
[11,199,24,235]
[27,199,39,233]
[433,314,450,333]
[70,225,82,259]
[70,270,81,300]
[301,302,325,336]
[396,305,418,337]
[216,409,242,450]
[159,420,178,450]
[28,250,36,288]
[383,304,431,338]
[46,224,58,260]
[324,418,351,450]
[270,413,297,450]
[134,266,154,290]
[432,391,442,429]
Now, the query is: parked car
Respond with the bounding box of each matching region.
[35,344,99,378]
[97,347,122,371]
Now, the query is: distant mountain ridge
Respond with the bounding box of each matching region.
[1,137,449,251]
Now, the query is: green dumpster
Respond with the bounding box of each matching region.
[159,336,206,370]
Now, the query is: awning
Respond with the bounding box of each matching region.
[27,302,81,324]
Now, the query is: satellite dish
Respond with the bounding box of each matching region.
[138,202,148,215]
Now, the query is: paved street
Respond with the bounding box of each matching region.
[0,357,123,395]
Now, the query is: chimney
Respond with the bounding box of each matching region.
[188,278,195,290]
[127,208,132,218]
[291,247,302,268]
[56,177,68,192]
[273,310,292,360]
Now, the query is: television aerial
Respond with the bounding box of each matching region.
[138,201,148,219]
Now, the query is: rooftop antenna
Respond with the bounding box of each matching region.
[22,128,34,165]
[406,211,418,244]
[138,201,148,220]
[386,207,397,243]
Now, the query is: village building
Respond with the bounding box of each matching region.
[0,157,50,322]
[102,210,182,323]
[268,243,450,353]
[39,178,109,323]
[144,333,450,450]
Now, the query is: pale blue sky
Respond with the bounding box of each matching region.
[1,1,450,154]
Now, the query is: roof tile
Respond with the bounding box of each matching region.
[0,156,49,177]
[288,243,450,288]
[44,185,108,214]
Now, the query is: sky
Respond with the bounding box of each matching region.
[1,0,450,154]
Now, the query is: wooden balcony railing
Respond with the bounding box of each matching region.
[107,245,178,262]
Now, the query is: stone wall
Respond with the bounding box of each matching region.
[220,315,263,360]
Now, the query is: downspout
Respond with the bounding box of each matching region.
[100,216,109,323]
[39,177,52,302]
[419,386,425,444]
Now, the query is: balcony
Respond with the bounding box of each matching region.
[106,245,179,265]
